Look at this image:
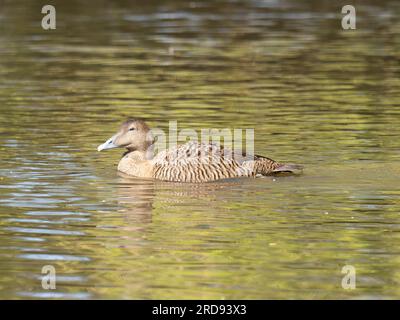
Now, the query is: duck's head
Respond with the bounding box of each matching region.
[97,119,153,152]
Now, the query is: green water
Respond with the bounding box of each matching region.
[0,0,400,299]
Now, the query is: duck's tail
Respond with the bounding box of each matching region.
[273,163,303,174]
[248,155,303,175]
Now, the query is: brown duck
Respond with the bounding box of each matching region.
[97,119,303,182]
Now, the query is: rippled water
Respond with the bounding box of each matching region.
[0,0,400,299]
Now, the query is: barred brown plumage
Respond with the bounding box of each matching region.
[97,119,303,182]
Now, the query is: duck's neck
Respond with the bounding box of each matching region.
[123,144,155,160]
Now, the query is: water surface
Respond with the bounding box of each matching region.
[0,0,400,299]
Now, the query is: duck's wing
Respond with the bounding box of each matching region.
[151,141,253,182]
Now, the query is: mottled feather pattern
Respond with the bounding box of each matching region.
[150,141,278,182]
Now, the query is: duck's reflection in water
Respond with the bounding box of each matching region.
[115,172,266,220]
[115,172,156,224]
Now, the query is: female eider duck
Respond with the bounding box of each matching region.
[97,119,302,183]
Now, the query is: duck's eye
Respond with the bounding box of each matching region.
[129,127,135,131]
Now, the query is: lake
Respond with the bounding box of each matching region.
[0,0,399,299]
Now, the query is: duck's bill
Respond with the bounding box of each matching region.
[97,135,119,151]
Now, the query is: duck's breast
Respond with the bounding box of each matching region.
[118,155,153,178]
